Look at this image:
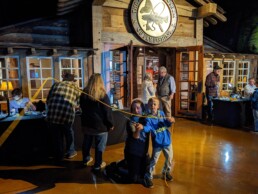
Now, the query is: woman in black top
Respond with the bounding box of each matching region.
[80,73,114,170]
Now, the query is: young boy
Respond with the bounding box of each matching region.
[136,97,175,188]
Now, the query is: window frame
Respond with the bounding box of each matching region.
[26,57,54,100]
[0,56,21,97]
[236,60,250,90]
[59,57,84,89]
[222,60,236,91]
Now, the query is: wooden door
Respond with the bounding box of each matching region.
[175,46,203,119]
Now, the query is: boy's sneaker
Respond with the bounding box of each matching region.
[66,151,77,159]
[83,157,93,166]
[162,173,174,181]
[143,177,154,188]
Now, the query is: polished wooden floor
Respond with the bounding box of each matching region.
[1,118,258,194]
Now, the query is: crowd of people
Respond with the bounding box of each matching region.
[5,62,258,189]
[39,66,175,189]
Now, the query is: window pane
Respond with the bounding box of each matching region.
[1,69,7,78]
[41,58,52,68]
[43,90,50,99]
[180,73,188,81]
[9,70,19,79]
[181,53,189,61]
[9,58,18,68]
[181,63,189,71]
[180,101,188,110]
[43,80,53,88]
[61,59,71,68]
[30,69,41,78]
[180,82,188,90]
[30,89,41,99]
[42,69,52,78]
[180,92,188,99]
[30,80,42,89]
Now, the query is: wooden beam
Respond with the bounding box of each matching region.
[203,20,209,27]
[103,0,129,9]
[176,5,196,17]
[205,16,217,25]
[197,3,217,18]
[92,5,103,73]
[203,0,226,14]
[194,0,227,22]
[213,11,227,22]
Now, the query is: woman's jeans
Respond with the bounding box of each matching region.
[82,132,108,168]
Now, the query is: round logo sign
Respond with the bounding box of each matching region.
[131,0,178,45]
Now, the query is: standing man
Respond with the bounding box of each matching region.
[205,64,222,122]
[156,66,176,117]
[46,73,81,161]
[244,77,256,98]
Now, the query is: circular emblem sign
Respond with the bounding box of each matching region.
[131,0,178,45]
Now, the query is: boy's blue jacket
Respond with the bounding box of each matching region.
[143,110,172,148]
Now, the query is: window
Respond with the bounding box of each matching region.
[237,61,250,90]
[0,57,20,97]
[27,57,53,100]
[206,59,250,93]
[59,57,84,89]
[222,61,235,91]
[205,60,220,76]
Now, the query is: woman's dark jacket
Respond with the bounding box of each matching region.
[80,93,114,134]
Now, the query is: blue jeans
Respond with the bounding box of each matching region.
[206,95,216,120]
[82,132,108,168]
[49,123,76,160]
[253,109,258,132]
[145,144,173,179]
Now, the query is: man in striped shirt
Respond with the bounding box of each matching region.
[46,73,81,161]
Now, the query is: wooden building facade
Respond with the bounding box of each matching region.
[92,0,227,118]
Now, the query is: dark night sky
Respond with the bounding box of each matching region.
[204,0,258,53]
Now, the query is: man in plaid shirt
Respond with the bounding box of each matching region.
[205,64,222,122]
[47,73,81,161]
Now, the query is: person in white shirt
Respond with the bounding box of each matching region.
[142,72,156,110]
[244,77,256,98]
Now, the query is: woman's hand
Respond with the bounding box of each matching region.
[135,123,143,131]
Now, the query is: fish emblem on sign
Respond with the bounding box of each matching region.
[131,0,178,44]
[140,0,168,32]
